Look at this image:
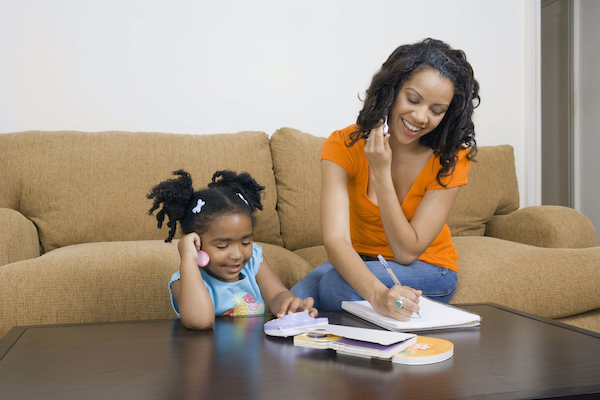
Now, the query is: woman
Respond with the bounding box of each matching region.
[291,38,480,321]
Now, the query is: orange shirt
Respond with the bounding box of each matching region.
[321,124,470,272]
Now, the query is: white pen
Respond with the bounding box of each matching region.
[377,254,421,318]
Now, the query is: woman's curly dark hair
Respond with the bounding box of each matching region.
[353,38,480,186]
[147,169,264,242]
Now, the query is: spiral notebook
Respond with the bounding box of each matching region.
[341,297,481,332]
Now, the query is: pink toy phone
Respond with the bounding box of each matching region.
[173,244,210,267]
[196,250,210,267]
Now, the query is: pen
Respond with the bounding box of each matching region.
[377,254,421,318]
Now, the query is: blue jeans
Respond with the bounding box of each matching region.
[290,259,457,311]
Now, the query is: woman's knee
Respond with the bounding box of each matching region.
[319,269,364,310]
[291,261,333,300]
[422,270,457,303]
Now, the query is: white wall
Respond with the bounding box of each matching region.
[574,0,600,243]
[0,0,537,207]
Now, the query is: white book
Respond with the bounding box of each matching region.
[293,324,417,359]
[342,297,481,332]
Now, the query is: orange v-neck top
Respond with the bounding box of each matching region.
[321,124,470,272]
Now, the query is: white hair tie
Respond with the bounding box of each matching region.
[192,199,205,214]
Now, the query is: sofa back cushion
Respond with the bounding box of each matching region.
[270,128,326,251]
[447,145,520,236]
[0,131,283,252]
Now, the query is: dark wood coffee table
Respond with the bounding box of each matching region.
[1,303,600,399]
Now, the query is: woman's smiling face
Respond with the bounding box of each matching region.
[388,68,454,146]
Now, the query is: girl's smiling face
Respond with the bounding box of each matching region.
[200,213,253,283]
[388,68,454,146]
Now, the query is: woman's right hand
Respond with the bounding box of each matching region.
[363,121,392,175]
[371,285,422,321]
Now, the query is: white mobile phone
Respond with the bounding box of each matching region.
[383,117,389,136]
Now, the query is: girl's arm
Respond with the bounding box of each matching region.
[255,257,318,318]
[321,159,421,321]
[365,129,461,264]
[170,233,216,330]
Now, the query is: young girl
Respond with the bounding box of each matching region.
[291,38,480,321]
[148,169,317,330]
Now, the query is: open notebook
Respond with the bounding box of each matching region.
[341,296,480,332]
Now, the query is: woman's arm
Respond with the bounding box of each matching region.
[375,174,460,264]
[321,159,421,321]
[365,129,461,264]
[255,257,318,318]
[170,233,216,330]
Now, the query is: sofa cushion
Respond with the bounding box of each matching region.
[447,145,520,236]
[0,208,40,266]
[452,236,600,319]
[0,131,283,252]
[556,309,600,334]
[293,245,329,269]
[259,242,315,290]
[0,240,180,337]
[270,128,326,251]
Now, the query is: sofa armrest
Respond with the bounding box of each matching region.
[485,206,597,248]
[0,208,40,266]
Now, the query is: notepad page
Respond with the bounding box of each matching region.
[341,297,480,332]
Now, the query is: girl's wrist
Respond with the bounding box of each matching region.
[180,254,199,270]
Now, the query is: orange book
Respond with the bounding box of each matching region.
[392,336,454,365]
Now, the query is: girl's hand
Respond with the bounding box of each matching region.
[371,285,422,321]
[276,296,318,318]
[178,233,201,263]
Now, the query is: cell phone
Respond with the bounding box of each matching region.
[383,116,389,136]
[197,250,210,267]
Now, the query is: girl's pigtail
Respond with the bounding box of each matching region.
[209,170,264,213]
[147,169,195,242]
[233,172,264,212]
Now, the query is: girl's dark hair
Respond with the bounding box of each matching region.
[353,38,480,186]
[147,169,264,242]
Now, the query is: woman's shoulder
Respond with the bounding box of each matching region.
[455,147,472,170]
[436,147,472,187]
[325,124,359,144]
[457,146,471,159]
[322,124,363,174]
[432,146,471,165]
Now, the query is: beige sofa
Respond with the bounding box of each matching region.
[1,128,599,338]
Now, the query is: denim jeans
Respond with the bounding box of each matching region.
[290,258,457,311]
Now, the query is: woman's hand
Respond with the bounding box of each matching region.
[276,296,318,318]
[371,285,422,321]
[363,121,392,174]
